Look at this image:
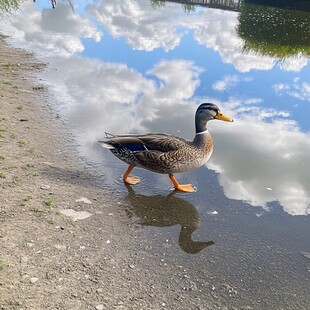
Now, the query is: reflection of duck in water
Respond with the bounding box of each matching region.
[124,186,214,254]
[99,103,233,192]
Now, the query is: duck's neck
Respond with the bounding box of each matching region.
[193,130,211,147]
[195,119,207,135]
[194,121,210,145]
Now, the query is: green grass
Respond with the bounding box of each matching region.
[19,195,33,206]
[48,218,55,225]
[26,147,35,155]
[2,63,19,70]
[2,80,13,86]
[17,104,23,110]
[21,163,34,170]
[0,261,5,271]
[32,206,44,214]
[12,175,21,182]
[2,63,11,69]
[43,199,54,207]
[18,139,26,147]
[0,172,5,178]
[0,155,4,161]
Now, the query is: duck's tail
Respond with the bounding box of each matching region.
[98,140,115,149]
[98,132,116,149]
[104,132,116,138]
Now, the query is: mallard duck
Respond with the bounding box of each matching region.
[98,103,233,192]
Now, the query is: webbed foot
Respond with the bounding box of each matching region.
[169,174,196,193]
[124,175,141,185]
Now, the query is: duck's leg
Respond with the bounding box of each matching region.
[123,165,141,185]
[169,174,195,193]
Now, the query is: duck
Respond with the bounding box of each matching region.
[98,103,233,192]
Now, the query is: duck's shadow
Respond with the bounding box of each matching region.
[124,185,214,254]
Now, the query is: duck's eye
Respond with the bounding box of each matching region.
[211,110,218,118]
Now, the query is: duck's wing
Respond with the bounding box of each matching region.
[127,134,189,152]
[99,133,189,152]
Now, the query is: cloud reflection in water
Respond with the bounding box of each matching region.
[42,56,310,216]
[0,0,309,216]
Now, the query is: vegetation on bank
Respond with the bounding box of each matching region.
[237,3,310,58]
[0,0,24,13]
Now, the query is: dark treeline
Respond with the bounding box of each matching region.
[245,0,310,12]
[158,0,310,12]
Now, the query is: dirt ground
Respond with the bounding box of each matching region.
[0,35,237,310]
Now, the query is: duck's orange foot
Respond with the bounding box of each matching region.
[175,183,196,193]
[169,174,196,193]
[124,176,141,185]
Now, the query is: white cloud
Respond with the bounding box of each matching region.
[42,57,154,136]
[212,75,240,92]
[0,2,102,57]
[42,57,202,141]
[212,75,253,92]
[274,79,310,102]
[86,0,183,52]
[207,99,310,216]
[279,56,309,72]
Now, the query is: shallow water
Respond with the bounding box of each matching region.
[1,0,309,308]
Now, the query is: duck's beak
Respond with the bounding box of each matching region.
[215,111,234,122]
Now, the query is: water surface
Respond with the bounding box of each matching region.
[1,0,309,308]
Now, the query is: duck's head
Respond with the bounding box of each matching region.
[195,103,233,133]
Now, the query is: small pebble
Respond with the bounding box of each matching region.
[40,184,51,190]
[302,252,310,259]
[55,244,66,250]
[75,197,92,204]
[60,209,92,221]
[30,277,38,284]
